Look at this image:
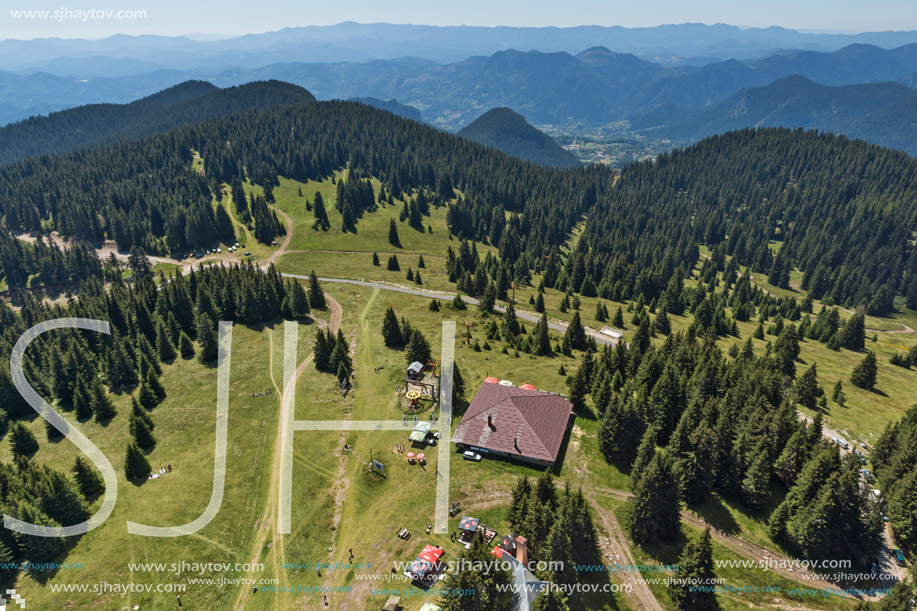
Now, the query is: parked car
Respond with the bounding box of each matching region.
[462,451,482,462]
[892,549,907,567]
[244,251,252,256]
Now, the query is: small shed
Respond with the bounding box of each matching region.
[407,361,424,378]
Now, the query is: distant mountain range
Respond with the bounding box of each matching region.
[3,22,917,74]
[1,42,915,131]
[1,22,916,158]
[631,75,917,154]
[0,80,315,164]
[457,107,580,168]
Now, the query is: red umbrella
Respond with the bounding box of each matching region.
[417,453,425,461]
[406,452,415,458]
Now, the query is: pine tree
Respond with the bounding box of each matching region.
[179,331,195,359]
[124,441,151,479]
[405,329,432,365]
[851,351,878,389]
[741,443,772,508]
[12,501,66,562]
[372,251,380,266]
[73,456,105,498]
[629,451,681,545]
[9,422,38,457]
[631,426,658,484]
[612,306,625,328]
[308,271,326,309]
[196,313,218,363]
[130,411,157,449]
[73,374,94,421]
[451,292,467,310]
[90,376,116,422]
[532,583,571,611]
[564,311,587,350]
[535,313,552,356]
[838,311,866,351]
[795,363,821,409]
[669,528,717,610]
[387,255,400,271]
[388,218,401,247]
[289,280,311,318]
[653,301,671,335]
[313,191,330,230]
[429,299,440,312]
[156,318,176,362]
[418,255,425,268]
[381,307,404,347]
[138,378,159,410]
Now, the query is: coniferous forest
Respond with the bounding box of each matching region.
[0,81,915,607]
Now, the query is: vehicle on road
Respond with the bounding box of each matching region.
[892,549,907,567]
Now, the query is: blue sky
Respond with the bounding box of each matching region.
[2,0,915,39]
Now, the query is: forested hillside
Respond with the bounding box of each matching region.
[457,107,580,168]
[577,129,917,315]
[0,99,610,266]
[0,80,316,164]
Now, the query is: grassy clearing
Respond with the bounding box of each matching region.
[2,322,314,610]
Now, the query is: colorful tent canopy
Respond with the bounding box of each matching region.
[458,516,480,532]
[490,546,505,558]
[519,383,536,390]
[409,431,427,442]
[498,379,513,386]
[419,545,444,563]
[484,377,499,384]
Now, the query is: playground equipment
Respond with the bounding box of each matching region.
[405,389,422,409]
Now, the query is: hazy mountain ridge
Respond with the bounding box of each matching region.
[0,80,316,164]
[630,75,917,153]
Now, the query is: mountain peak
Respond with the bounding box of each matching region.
[458,107,580,168]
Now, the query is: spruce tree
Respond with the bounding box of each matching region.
[289,280,311,318]
[130,412,157,450]
[73,374,94,421]
[405,329,432,365]
[565,311,587,350]
[91,377,116,422]
[612,306,625,328]
[429,299,440,312]
[851,351,878,389]
[372,252,380,266]
[629,451,681,545]
[308,271,326,309]
[381,307,404,347]
[669,528,717,610]
[9,422,38,457]
[156,318,176,362]
[124,441,151,479]
[388,218,401,247]
[535,313,552,356]
[387,255,400,271]
[137,379,159,411]
[179,331,195,359]
[197,313,219,363]
[795,363,821,409]
[12,501,66,562]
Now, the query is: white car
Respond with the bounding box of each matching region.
[462,451,482,462]
[216,248,222,253]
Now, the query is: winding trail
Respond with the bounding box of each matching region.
[233,296,343,610]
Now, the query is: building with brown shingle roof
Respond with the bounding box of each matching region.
[451,382,574,467]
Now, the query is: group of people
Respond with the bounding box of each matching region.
[251,388,273,398]
[373,365,386,374]
[148,463,172,480]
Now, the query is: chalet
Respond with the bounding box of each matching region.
[451,382,574,467]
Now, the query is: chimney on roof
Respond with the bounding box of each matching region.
[514,437,520,452]
[515,536,528,567]
[487,414,494,430]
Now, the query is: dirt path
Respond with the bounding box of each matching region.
[586,492,664,611]
[589,487,859,596]
[262,208,296,268]
[234,296,343,610]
